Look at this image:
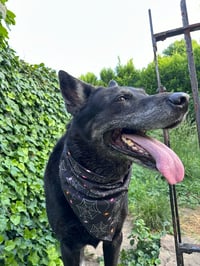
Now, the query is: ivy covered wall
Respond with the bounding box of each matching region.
[0,43,69,265]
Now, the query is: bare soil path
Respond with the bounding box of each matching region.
[85,207,200,265]
[159,207,200,266]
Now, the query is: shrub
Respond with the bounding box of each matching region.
[119,219,161,266]
[0,43,68,265]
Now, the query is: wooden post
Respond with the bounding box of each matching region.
[181,0,200,147]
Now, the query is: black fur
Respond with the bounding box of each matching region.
[44,71,189,266]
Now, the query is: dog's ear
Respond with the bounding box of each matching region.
[58,70,95,115]
[108,80,118,87]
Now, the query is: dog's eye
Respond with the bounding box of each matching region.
[116,95,130,102]
[117,96,126,102]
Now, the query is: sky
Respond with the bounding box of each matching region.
[7,0,200,77]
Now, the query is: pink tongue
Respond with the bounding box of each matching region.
[123,134,184,185]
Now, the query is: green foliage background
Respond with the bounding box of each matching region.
[0,44,69,265]
[0,2,200,265]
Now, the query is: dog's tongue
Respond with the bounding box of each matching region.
[123,134,184,185]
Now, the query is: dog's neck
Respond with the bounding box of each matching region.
[64,147,128,184]
[65,133,132,182]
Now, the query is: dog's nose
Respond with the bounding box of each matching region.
[168,92,189,106]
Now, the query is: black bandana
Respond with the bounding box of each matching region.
[59,146,131,241]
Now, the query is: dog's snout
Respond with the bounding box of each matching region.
[168,92,189,106]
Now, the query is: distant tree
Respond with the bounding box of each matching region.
[80,39,200,98]
[192,40,200,82]
[100,67,115,86]
[80,59,141,88]
[139,62,158,94]
[159,53,190,93]
[115,58,140,86]
[163,39,186,56]
[79,72,99,86]
[140,39,200,95]
[163,39,200,57]
[161,39,200,94]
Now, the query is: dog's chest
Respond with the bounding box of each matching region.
[59,150,131,241]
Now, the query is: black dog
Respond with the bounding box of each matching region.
[44,71,189,266]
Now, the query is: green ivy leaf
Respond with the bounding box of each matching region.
[0,216,7,232]
[29,250,40,265]
[5,9,16,25]
[0,234,4,244]
[24,228,37,240]
[10,215,21,225]
[4,240,16,252]
[10,166,20,177]
[0,23,8,38]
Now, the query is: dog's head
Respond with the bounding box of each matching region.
[59,70,189,185]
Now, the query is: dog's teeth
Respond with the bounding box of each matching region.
[122,137,136,147]
[122,137,133,146]
[125,139,133,146]
[122,136,149,155]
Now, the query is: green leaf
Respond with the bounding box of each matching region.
[13,201,26,213]
[10,166,20,177]
[47,245,60,261]
[5,257,18,266]
[29,251,40,265]
[0,216,7,232]
[24,228,37,240]
[0,24,8,38]
[10,215,21,225]
[4,240,16,252]
[0,234,4,244]
[5,9,16,25]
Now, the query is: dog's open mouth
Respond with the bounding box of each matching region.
[107,129,184,185]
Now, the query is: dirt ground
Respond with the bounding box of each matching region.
[85,207,200,265]
[180,207,200,240]
[159,207,200,266]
